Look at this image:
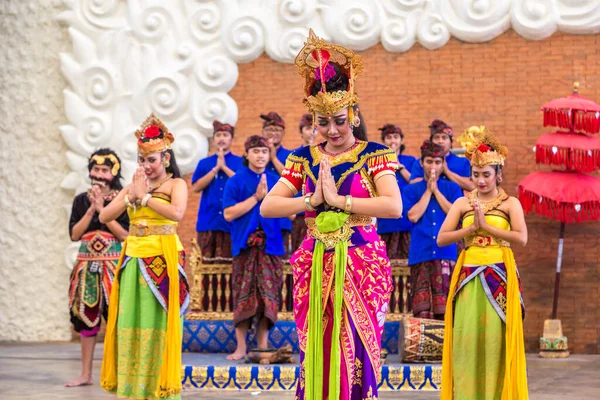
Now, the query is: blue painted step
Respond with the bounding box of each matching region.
[183,319,400,354]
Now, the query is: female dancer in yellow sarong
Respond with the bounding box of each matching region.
[99,113,189,399]
[437,126,528,399]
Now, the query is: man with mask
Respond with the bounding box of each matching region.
[66,148,129,387]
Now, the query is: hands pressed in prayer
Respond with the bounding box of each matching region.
[215,148,225,171]
[474,200,487,231]
[90,186,104,213]
[320,158,340,207]
[132,168,149,201]
[255,174,268,201]
[428,169,439,195]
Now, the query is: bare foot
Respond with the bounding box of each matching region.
[65,375,93,387]
[226,348,247,361]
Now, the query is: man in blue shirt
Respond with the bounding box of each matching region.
[403,140,463,320]
[409,119,474,192]
[222,135,286,361]
[377,124,417,260]
[191,121,242,264]
[261,111,293,255]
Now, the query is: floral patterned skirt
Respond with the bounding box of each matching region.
[379,231,410,260]
[291,226,393,398]
[410,259,455,319]
[231,230,283,328]
[198,230,232,264]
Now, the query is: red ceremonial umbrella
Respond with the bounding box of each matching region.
[542,84,600,135]
[535,132,600,173]
[519,171,600,224]
[519,82,600,320]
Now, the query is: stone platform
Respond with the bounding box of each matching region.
[1,343,599,399]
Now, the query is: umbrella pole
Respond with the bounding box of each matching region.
[551,222,565,320]
[539,222,569,358]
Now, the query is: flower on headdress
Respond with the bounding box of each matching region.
[314,62,336,84]
[477,143,491,153]
[145,125,161,139]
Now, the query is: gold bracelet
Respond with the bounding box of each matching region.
[124,194,137,212]
[141,193,152,207]
[344,195,353,214]
[305,194,316,211]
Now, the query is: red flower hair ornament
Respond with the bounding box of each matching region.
[144,125,161,139]
[477,143,491,152]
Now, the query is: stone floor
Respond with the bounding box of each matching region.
[0,343,598,399]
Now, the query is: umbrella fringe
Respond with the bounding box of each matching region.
[535,144,600,173]
[543,109,600,135]
[518,187,600,224]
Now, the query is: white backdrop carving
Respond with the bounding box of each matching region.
[58,0,600,265]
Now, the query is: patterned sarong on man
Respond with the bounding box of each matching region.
[410,259,456,318]
[68,231,120,332]
[231,229,283,328]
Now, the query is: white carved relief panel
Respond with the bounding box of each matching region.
[58,0,600,266]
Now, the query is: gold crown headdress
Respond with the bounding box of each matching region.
[294,29,363,124]
[457,126,508,167]
[134,113,175,156]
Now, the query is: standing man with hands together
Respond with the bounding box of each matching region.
[403,140,463,320]
[222,135,286,361]
[192,121,242,264]
[66,149,129,388]
[260,112,293,255]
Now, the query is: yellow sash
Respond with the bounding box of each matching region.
[441,247,528,399]
[101,198,183,397]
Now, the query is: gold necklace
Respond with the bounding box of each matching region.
[148,173,173,193]
[467,187,508,214]
[324,137,357,155]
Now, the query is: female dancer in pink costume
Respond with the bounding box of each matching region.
[261,30,402,400]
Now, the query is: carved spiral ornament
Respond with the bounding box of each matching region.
[133,6,173,42]
[81,0,124,29]
[83,66,114,108]
[323,0,381,50]
[382,0,427,15]
[223,16,265,63]
[279,0,316,25]
[195,54,238,92]
[143,76,189,119]
[381,17,416,52]
[190,4,221,44]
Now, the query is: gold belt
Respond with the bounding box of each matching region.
[464,234,510,248]
[304,214,371,230]
[305,214,372,250]
[129,224,177,237]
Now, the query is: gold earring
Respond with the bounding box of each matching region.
[164,161,170,168]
